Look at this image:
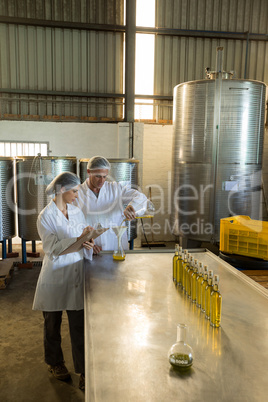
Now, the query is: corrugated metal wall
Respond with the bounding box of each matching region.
[154,0,268,121]
[0,0,267,123]
[0,0,124,121]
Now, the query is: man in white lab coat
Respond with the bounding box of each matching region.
[75,156,147,253]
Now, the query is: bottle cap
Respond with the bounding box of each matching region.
[214,274,219,284]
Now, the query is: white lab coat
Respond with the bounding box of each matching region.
[32,200,93,312]
[75,180,147,250]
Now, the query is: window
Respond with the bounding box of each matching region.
[0,141,49,157]
[135,0,155,120]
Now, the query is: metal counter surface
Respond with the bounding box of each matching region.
[84,250,268,402]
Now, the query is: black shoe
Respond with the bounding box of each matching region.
[48,363,71,381]
[79,373,85,390]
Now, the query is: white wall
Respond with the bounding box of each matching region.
[141,124,174,242]
[0,121,132,162]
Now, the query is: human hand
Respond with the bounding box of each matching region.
[77,226,94,241]
[83,238,94,250]
[93,244,102,255]
[123,205,136,221]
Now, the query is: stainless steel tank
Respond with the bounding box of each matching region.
[79,158,139,241]
[0,157,16,240]
[16,156,77,240]
[171,78,266,243]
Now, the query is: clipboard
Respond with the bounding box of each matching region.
[59,227,109,255]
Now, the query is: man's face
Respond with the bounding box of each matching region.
[88,169,109,190]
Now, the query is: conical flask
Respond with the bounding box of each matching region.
[168,324,194,371]
[112,225,127,261]
[135,200,155,219]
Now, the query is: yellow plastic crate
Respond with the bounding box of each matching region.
[220,216,268,261]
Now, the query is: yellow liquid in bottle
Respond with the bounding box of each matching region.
[135,215,154,219]
[191,271,197,303]
[210,289,222,327]
[182,261,189,292]
[173,252,179,284]
[196,275,203,308]
[176,256,183,288]
[205,283,213,319]
[113,254,126,261]
[201,277,208,312]
[186,266,194,298]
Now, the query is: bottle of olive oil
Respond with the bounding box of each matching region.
[191,259,198,303]
[176,246,183,289]
[173,244,179,284]
[182,251,190,293]
[186,256,194,298]
[205,270,214,320]
[210,275,222,327]
[201,265,209,313]
[196,262,204,308]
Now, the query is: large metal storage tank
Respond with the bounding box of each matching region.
[0,157,16,240]
[16,156,77,240]
[171,76,266,244]
[79,158,139,242]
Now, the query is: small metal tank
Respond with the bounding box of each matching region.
[16,156,77,240]
[0,157,16,240]
[171,51,266,244]
[79,158,139,241]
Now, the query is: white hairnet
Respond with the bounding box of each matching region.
[87,156,111,170]
[46,172,81,196]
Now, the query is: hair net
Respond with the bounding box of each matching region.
[46,172,81,196]
[87,156,111,170]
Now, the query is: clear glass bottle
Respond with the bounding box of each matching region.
[112,225,127,261]
[196,262,204,308]
[201,265,209,313]
[182,251,189,292]
[205,270,214,319]
[168,324,194,371]
[173,244,179,284]
[186,256,194,298]
[210,275,222,327]
[191,260,198,303]
[176,246,183,289]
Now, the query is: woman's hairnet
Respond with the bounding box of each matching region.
[46,172,81,196]
[87,156,111,170]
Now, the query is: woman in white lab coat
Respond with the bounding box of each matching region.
[32,172,94,390]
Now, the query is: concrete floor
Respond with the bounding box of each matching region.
[0,246,85,402]
[2,240,261,401]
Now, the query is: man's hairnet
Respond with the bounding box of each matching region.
[87,156,111,170]
[46,172,81,196]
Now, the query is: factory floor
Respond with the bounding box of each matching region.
[0,244,85,402]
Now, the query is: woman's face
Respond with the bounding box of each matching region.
[62,185,80,204]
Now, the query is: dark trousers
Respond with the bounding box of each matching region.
[43,310,85,374]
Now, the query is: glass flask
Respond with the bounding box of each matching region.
[135,200,155,219]
[168,324,194,371]
[112,225,127,261]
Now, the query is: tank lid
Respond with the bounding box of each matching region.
[15,156,77,161]
[0,157,14,161]
[79,158,139,163]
